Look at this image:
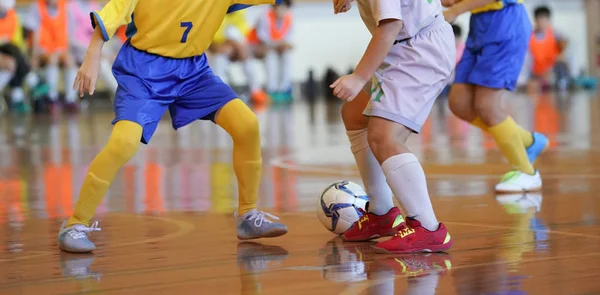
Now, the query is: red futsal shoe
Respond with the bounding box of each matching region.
[373,218,452,254]
[341,207,405,242]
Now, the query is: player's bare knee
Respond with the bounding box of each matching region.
[448,88,473,121]
[341,103,368,131]
[366,126,391,154]
[473,99,498,126]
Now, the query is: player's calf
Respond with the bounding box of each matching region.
[216,100,288,239]
[366,117,412,164]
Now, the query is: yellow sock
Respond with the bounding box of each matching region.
[216,99,262,216]
[516,125,533,147]
[473,117,533,147]
[488,117,535,175]
[66,121,142,227]
[471,117,488,132]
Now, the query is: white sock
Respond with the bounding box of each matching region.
[381,153,439,231]
[46,65,60,101]
[100,59,118,93]
[212,54,230,84]
[241,59,260,92]
[64,67,78,103]
[347,129,394,215]
[11,88,24,103]
[264,50,278,93]
[280,50,292,91]
[0,71,12,91]
[407,273,441,295]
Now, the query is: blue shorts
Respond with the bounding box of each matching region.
[454,4,532,91]
[112,41,238,144]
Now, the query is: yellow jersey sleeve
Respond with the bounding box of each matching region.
[471,0,524,14]
[91,0,138,41]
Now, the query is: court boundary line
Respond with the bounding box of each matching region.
[0,214,195,263]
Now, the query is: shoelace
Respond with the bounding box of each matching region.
[68,221,102,240]
[248,211,279,227]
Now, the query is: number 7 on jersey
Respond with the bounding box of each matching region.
[180,22,193,43]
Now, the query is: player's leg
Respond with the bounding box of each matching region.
[174,54,286,239]
[213,99,287,239]
[368,116,452,254]
[448,46,490,131]
[468,6,546,192]
[58,120,142,252]
[369,21,455,254]
[340,89,401,242]
[473,87,543,192]
[59,42,173,252]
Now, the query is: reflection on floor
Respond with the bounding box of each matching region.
[1,91,600,294]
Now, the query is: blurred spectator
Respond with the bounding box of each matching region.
[452,24,464,64]
[24,0,78,112]
[209,11,268,104]
[528,6,571,92]
[0,0,34,113]
[69,0,119,94]
[249,0,293,101]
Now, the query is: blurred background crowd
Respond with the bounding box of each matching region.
[0,0,598,115]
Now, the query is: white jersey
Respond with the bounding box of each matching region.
[356,0,442,40]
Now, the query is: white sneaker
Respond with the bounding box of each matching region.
[495,170,542,193]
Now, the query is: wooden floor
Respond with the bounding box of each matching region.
[1,91,600,294]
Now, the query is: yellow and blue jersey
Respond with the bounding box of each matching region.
[471,0,524,14]
[91,0,280,58]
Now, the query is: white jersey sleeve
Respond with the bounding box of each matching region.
[373,0,403,24]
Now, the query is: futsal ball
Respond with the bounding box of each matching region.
[317,181,369,235]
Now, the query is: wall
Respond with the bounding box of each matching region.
[228,0,590,86]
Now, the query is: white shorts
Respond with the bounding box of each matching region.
[363,18,456,133]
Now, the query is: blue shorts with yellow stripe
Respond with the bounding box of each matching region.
[454,3,532,91]
[112,41,238,144]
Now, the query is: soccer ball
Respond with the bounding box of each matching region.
[317,181,369,235]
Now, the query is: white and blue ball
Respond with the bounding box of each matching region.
[317,181,369,235]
